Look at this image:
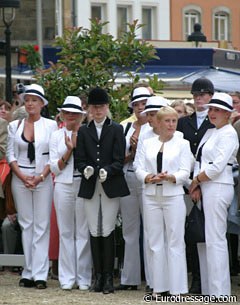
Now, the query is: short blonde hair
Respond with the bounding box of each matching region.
[156,106,178,121]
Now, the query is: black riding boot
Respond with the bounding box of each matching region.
[90,235,103,292]
[102,231,115,294]
[189,244,201,294]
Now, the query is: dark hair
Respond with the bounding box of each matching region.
[0,100,11,111]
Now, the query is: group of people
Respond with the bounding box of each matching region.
[0,78,239,300]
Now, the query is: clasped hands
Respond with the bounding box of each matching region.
[23,175,40,189]
[84,166,107,183]
[145,171,174,184]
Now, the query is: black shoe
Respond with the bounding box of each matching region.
[189,279,201,294]
[35,280,47,289]
[145,285,153,293]
[102,273,114,294]
[90,273,103,292]
[115,284,137,291]
[19,278,35,288]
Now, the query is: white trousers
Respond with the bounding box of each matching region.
[119,170,142,285]
[198,182,233,297]
[54,178,92,287]
[84,180,119,237]
[144,186,188,294]
[12,169,53,281]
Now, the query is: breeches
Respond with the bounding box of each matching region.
[84,180,119,237]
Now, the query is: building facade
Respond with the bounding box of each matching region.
[170,0,240,50]
[75,0,170,40]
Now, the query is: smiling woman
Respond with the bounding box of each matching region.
[6,83,58,289]
[189,92,239,297]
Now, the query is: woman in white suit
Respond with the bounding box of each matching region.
[6,84,58,289]
[49,96,92,290]
[190,92,239,298]
[135,106,193,298]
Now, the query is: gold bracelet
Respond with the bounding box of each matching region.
[40,174,45,182]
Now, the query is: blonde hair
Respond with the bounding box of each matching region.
[156,106,178,121]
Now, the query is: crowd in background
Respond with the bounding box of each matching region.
[0,79,240,300]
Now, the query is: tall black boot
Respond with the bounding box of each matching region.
[90,235,103,292]
[102,231,115,294]
[189,244,201,294]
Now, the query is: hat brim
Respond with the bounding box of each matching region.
[203,103,234,112]
[128,97,150,108]
[141,107,162,114]
[58,107,86,114]
[20,92,48,106]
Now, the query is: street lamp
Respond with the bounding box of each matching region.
[0,0,20,103]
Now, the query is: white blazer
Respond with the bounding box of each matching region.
[198,124,239,184]
[135,134,193,196]
[49,127,76,184]
[7,117,57,174]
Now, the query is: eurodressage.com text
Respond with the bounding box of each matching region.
[143,293,238,303]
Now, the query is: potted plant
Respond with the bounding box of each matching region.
[19,44,42,70]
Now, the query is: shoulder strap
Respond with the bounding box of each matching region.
[124,122,132,136]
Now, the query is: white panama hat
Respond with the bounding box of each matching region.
[141,96,168,114]
[128,87,152,108]
[58,96,86,114]
[204,92,234,112]
[20,84,48,106]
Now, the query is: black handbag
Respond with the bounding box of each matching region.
[185,202,205,244]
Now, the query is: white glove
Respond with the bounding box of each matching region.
[99,168,107,183]
[84,166,94,180]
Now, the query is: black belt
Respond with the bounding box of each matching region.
[73,174,82,178]
[156,184,162,186]
[19,165,36,169]
[127,169,134,172]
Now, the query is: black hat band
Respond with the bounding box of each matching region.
[25,89,46,100]
[61,103,83,111]
[209,99,233,110]
[145,104,163,110]
[131,94,151,102]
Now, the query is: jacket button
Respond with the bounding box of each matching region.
[97,158,100,161]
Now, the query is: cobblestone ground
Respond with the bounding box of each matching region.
[0,271,239,305]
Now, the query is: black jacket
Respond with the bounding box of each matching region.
[177,112,214,156]
[75,117,130,199]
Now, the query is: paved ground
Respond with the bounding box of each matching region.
[0,271,240,305]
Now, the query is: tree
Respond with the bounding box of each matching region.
[36,19,164,121]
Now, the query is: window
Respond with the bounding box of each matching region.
[214,12,229,41]
[91,5,102,21]
[142,8,152,39]
[117,7,128,38]
[184,10,200,39]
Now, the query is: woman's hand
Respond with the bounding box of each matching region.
[190,186,202,202]
[64,131,74,151]
[130,135,138,151]
[22,175,35,188]
[189,178,199,193]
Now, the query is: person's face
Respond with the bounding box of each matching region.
[0,104,11,121]
[132,100,147,118]
[89,104,109,122]
[157,114,178,137]
[173,105,186,118]
[231,95,240,113]
[208,106,230,128]
[193,93,212,111]
[24,94,44,115]
[61,110,83,126]
[146,111,158,128]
